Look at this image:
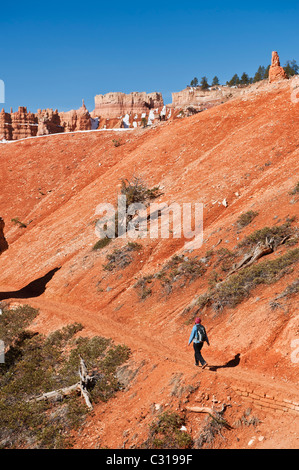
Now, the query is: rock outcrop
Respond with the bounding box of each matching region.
[0,107,38,141]
[36,108,63,136]
[171,85,244,111]
[0,109,13,140]
[93,91,164,119]
[59,100,91,133]
[0,218,8,255]
[269,51,288,83]
[0,101,92,141]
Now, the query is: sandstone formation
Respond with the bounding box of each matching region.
[36,108,62,136]
[0,107,38,141]
[0,218,8,255]
[0,101,92,141]
[269,51,288,83]
[0,109,13,140]
[59,100,91,133]
[93,91,164,119]
[171,85,244,111]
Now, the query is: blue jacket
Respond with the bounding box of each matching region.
[188,324,209,345]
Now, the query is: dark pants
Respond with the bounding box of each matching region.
[193,342,206,366]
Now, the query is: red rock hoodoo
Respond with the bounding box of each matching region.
[268,51,289,83]
[0,101,92,141]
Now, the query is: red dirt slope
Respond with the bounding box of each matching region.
[0,77,298,449]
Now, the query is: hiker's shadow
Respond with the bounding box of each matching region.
[208,353,241,372]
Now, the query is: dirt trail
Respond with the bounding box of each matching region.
[1,77,298,448]
[22,295,298,449]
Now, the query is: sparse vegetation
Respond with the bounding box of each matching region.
[290,181,299,195]
[112,177,162,238]
[236,210,259,229]
[238,222,295,250]
[134,254,207,299]
[92,236,112,251]
[156,255,207,294]
[11,218,27,228]
[0,305,130,449]
[103,242,142,271]
[195,247,299,312]
[214,248,237,273]
[142,411,193,449]
[195,412,231,449]
[112,138,122,147]
[269,278,299,309]
[134,275,154,300]
[120,177,161,206]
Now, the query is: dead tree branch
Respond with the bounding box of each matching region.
[29,356,94,410]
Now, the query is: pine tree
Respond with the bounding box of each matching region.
[212,76,220,86]
[190,77,199,87]
[240,72,250,85]
[284,60,299,77]
[264,65,270,79]
[200,76,209,90]
[227,74,240,87]
[253,65,266,83]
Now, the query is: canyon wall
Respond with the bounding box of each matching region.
[171,85,245,111]
[93,91,164,119]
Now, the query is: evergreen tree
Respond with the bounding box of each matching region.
[200,76,209,90]
[253,65,267,83]
[212,76,220,86]
[284,60,299,77]
[227,74,240,86]
[264,65,271,79]
[240,72,250,85]
[190,77,199,87]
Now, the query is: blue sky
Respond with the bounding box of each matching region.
[0,1,298,112]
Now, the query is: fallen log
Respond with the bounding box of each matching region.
[33,383,80,402]
[186,404,232,429]
[29,356,94,410]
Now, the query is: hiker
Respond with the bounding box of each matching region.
[188,317,210,369]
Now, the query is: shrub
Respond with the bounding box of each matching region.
[0,306,130,449]
[142,411,193,449]
[103,242,142,272]
[195,247,299,311]
[112,138,122,147]
[134,275,153,300]
[195,412,231,449]
[156,255,207,294]
[236,210,259,228]
[120,177,161,206]
[238,222,294,250]
[214,248,236,272]
[290,181,299,195]
[11,218,27,228]
[92,237,112,251]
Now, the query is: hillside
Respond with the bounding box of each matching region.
[0,77,298,449]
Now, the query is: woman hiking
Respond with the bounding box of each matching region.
[188,317,210,369]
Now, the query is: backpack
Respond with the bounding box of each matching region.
[196,324,206,342]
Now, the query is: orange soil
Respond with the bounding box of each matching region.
[0,77,298,449]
